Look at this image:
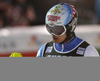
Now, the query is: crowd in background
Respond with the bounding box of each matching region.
[0,0,37,28]
[0,0,100,28]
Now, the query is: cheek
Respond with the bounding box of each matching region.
[59,34,67,41]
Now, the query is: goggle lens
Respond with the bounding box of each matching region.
[46,24,66,36]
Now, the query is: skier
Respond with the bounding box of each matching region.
[36,3,99,57]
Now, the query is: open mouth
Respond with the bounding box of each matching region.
[52,36,58,40]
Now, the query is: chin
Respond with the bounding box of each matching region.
[53,40,60,43]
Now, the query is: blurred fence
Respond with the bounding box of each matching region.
[0,25,100,57]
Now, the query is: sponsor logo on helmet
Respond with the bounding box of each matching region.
[47,15,61,22]
[50,5,63,14]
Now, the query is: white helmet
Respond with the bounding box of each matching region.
[45,3,78,33]
[45,3,78,43]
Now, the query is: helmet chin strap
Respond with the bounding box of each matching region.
[60,32,75,44]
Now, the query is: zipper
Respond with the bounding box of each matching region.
[62,44,64,52]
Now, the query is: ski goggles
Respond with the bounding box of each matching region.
[46,24,67,36]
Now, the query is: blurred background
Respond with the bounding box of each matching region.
[0,0,100,57]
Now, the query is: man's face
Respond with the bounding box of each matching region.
[51,32,67,43]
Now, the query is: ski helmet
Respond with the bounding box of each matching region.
[45,3,78,36]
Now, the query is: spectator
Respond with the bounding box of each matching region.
[26,5,37,26]
[0,0,37,27]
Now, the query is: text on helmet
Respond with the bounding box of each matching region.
[47,15,61,22]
